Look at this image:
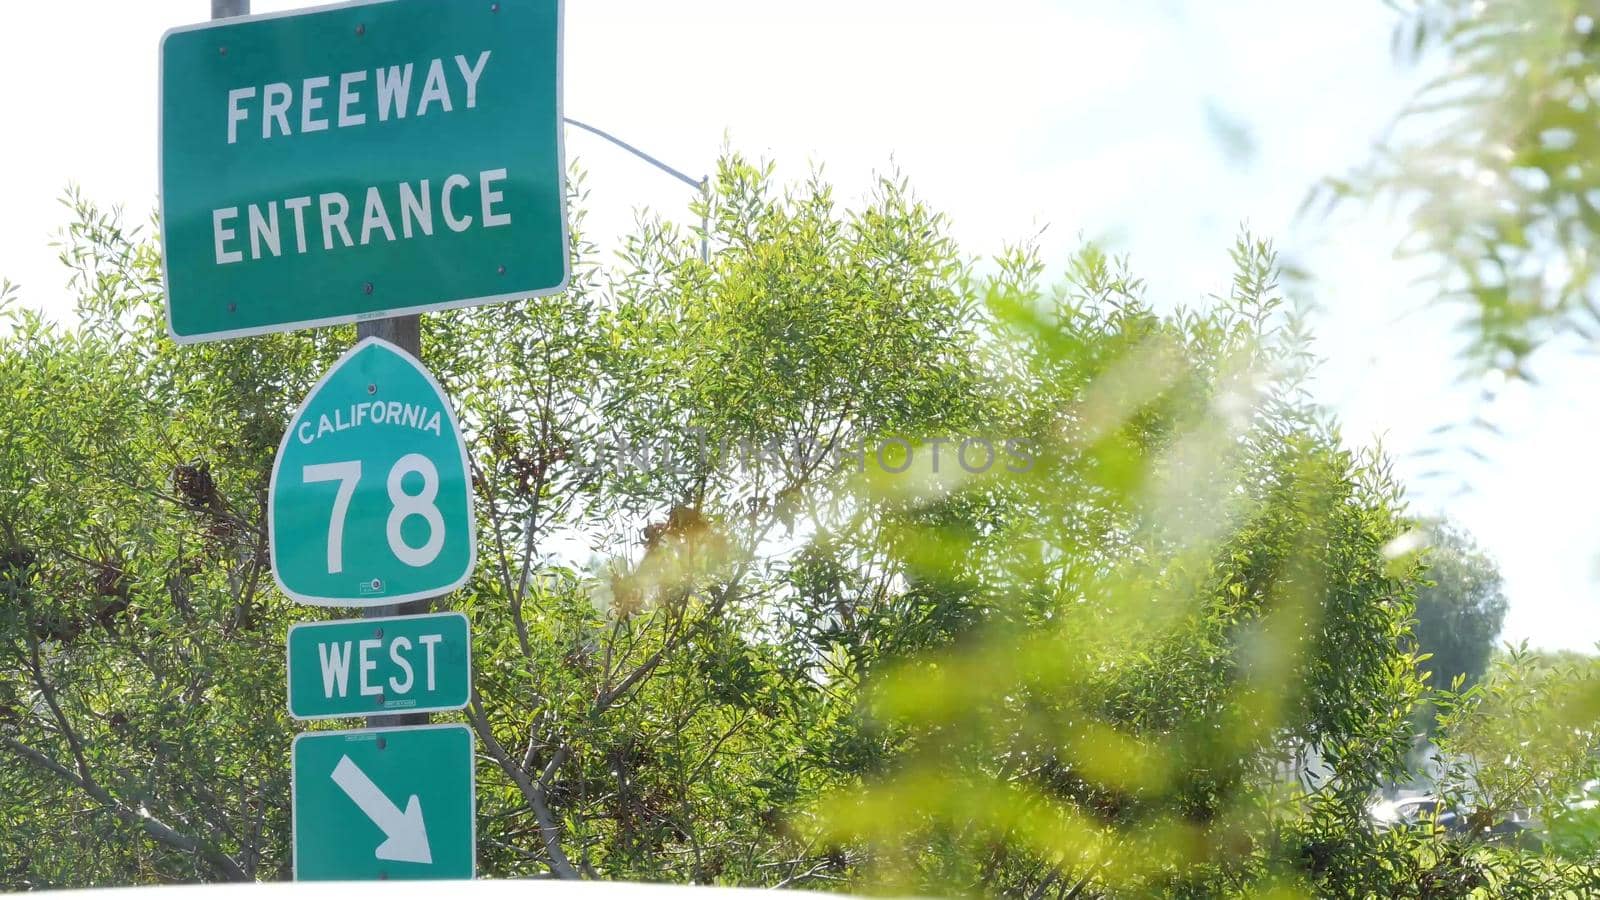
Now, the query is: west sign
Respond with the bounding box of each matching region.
[286,611,470,720]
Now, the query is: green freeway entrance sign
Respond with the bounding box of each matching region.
[270,338,475,606]
[287,612,469,720]
[293,724,475,880]
[159,0,567,342]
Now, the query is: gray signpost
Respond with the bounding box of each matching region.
[170,0,568,881]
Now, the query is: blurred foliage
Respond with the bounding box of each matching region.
[1430,645,1600,890]
[1321,0,1600,378]
[0,158,1595,897]
[808,234,1431,897]
[1433,646,1600,828]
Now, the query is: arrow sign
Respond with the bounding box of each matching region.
[332,755,433,864]
[293,724,474,880]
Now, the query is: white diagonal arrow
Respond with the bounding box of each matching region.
[331,755,433,864]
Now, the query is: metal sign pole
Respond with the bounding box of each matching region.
[356,315,431,729]
[209,0,432,728]
[187,0,517,877]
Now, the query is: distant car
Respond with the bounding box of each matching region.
[1370,795,1457,831]
[1566,778,1600,812]
[1370,795,1543,847]
[1484,815,1542,850]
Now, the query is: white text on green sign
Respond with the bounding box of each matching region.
[269,338,476,606]
[287,612,470,720]
[160,0,566,341]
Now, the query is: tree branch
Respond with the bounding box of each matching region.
[0,734,248,881]
[466,693,581,879]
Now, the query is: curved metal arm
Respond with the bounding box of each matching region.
[564,117,711,263]
[564,117,706,192]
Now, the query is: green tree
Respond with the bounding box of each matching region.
[0,161,989,887]
[1,160,1591,896]
[1414,521,1508,697]
[1434,647,1600,828]
[1426,644,1600,897]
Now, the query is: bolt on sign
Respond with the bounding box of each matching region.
[159,0,567,342]
[269,337,475,606]
[287,612,470,720]
[293,724,475,880]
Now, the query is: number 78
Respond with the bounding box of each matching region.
[301,453,446,574]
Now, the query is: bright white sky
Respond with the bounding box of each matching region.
[1,0,1596,651]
